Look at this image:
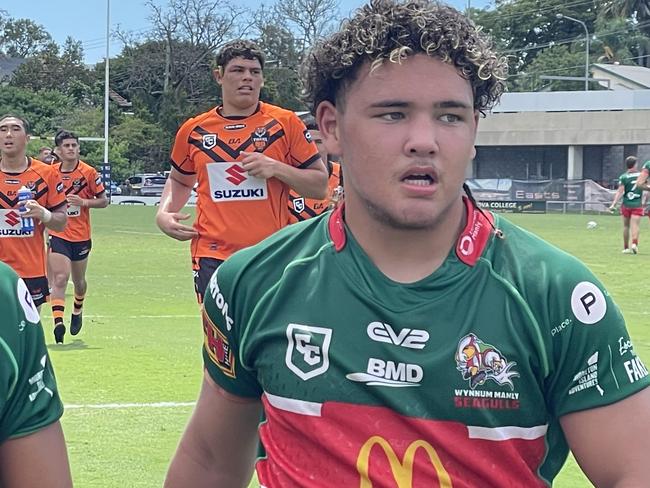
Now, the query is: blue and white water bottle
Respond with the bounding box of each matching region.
[17,185,34,233]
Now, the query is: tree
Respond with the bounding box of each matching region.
[273,0,340,53]
[0,18,52,57]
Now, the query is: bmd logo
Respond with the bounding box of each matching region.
[5,211,20,227]
[225,164,247,185]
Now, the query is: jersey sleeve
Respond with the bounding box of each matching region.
[46,166,67,211]
[170,119,198,175]
[0,264,63,443]
[201,261,262,398]
[285,112,321,169]
[89,166,106,196]
[541,258,649,417]
[643,161,650,174]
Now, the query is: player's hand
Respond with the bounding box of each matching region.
[239,151,278,179]
[608,205,615,213]
[66,194,84,207]
[155,211,198,241]
[22,200,48,221]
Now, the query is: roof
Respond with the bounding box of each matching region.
[592,63,650,90]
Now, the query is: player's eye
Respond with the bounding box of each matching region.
[378,112,405,121]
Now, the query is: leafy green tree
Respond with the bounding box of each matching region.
[0,85,76,135]
[0,18,52,57]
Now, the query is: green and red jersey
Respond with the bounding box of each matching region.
[618,170,643,208]
[202,199,649,487]
[0,261,63,443]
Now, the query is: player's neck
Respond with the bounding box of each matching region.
[219,101,259,118]
[0,155,28,173]
[345,197,466,283]
[60,159,78,171]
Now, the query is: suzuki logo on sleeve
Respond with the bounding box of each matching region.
[225,164,247,185]
[5,211,20,227]
[285,324,332,380]
[367,322,430,349]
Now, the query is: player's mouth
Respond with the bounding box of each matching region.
[238,85,254,92]
[400,167,437,186]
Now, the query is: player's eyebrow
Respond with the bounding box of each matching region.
[368,100,473,109]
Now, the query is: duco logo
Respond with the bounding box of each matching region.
[356,436,452,488]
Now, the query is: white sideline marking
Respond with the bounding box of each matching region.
[65,401,196,410]
[41,314,199,319]
[114,230,163,236]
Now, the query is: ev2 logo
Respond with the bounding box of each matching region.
[285,324,332,380]
[367,321,429,349]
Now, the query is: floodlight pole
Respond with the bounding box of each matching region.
[556,13,589,91]
[103,0,111,197]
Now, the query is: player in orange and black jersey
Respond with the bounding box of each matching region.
[288,115,343,222]
[0,115,67,309]
[156,40,328,303]
[48,130,108,343]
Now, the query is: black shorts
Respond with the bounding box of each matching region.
[23,276,50,308]
[49,236,92,261]
[192,257,224,304]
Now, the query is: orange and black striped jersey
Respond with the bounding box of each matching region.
[49,160,105,242]
[0,158,66,278]
[288,162,342,222]
[171,101,320,261]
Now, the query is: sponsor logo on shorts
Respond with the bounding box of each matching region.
[570,281,607,325]
[347,358,423,387]
[285,324,332,380]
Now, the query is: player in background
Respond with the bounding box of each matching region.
[609,156,643,254]
[37,146,54,165]
[165,1,650,487]
[0,115,67,310]
[288,114,343,222]
[48,130,108,344]
[156,39,328,303]
[0,261,72,488]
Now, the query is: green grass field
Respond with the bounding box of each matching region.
[43,206,650,487]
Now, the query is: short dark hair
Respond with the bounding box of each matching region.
[625,156,638,169]
[0,114,30,134]
[39,146,52,153]
[302,0,507,115]
[54,129,79,147]
[216,40,265,71]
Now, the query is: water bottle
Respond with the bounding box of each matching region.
[17,186,34,233]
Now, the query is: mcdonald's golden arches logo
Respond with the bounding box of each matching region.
[356,436,453,488]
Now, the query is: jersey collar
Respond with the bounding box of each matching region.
[327,197,494,266]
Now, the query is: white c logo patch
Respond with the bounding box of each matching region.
[571,281,606,325]
[17,279,40,324]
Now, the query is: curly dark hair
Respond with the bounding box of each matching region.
[302,0,507,114]
[216,39,265,71]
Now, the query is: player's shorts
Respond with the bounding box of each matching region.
[49,236,92,261]
[23,276,50,307]
[621,205,644,218]
[192,257,225,304]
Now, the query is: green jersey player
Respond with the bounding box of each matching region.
[610,156,643,253]
[165,1,650,487]
[635,158,650,192]
[0,261,71,487]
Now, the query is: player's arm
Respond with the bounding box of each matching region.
[164,372,262,488]
[240,151,329,200]
[560,386,650,486]
[67,192,109,209]
[635,168,650,191]
[23,200,67,232]
[609,184,624,210]
[0,421,72,488]
[155,167,198,241]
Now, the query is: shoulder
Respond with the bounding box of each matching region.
[176,108,218,135]
[259,102,303,126]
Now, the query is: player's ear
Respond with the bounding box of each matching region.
[213,67,223,85]
[316,101,341,158]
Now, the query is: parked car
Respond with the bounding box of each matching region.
[122,173,167,197]
[109,181,122,195]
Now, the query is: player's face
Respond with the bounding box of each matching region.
[318,54,478,230]
[215,57,264,113]
[309,129,328,163]
[57,138,80,163]
[0,117,29,159]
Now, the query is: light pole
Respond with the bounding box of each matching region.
[556,13,589,91]
[104,0,111,197]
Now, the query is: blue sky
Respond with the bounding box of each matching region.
[4,0,490,64]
